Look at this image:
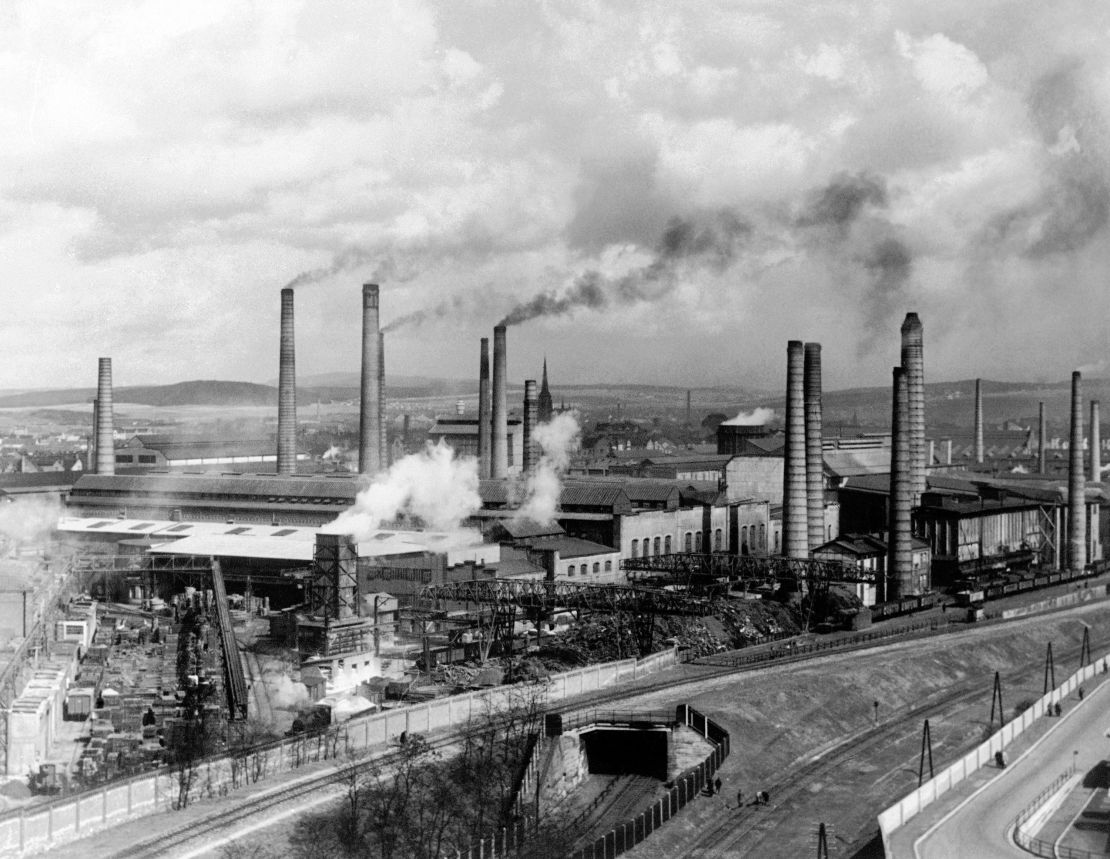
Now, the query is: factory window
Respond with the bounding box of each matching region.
[115,455,133,463]
[759,524,766,548]
[653,537,661,556]
[714,529,722,550]
[774,532,780,552]
[567,565,576,577]
[138,455,156,464]
[664,536,672,554]
[592,563,600,574]
[741,525,749,555]
[604,560,612,571]
[631,539,639,557]
[695,531,703,551]
[684,532,692,552]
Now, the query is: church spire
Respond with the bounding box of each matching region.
[538,357,554,422]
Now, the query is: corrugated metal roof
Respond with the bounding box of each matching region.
[71,473,363,500]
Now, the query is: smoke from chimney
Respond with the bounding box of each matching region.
[900,313,925,503]
[277,288,297,475]
[1068,371,1086,571]
[974,379,984,465]
[478,338,491,479]
[491,325,508,478]
[803,342,824,553]
[783,341,807,559]
[496,210,750,328]
[359,284,382,474]
[523,379,539,473]
[95,358,115,476]
[888,366,913,599]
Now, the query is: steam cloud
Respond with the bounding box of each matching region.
[861,237,914,335]
[323,439,481,540]
[512,412,581,525]
[382,293,469,333]
[496,210,751,327]
[0,497,61,544]
[721,407,776,426]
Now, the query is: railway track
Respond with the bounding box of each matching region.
[71,604,1103,858]
[660,636,1094,858]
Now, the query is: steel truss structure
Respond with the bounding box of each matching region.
[415,578,712,656]
[620,552,872,594]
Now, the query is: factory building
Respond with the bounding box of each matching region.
[111,436,308,472]
[429,417,524,472]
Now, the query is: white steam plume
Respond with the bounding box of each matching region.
[513,412,581,525]
[0,497,61,544]
[321,445,343,461]
[323,439,481,540]
[721,407,776,426]
[267,673,309,710]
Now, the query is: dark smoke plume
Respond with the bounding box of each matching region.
[382,293,470,333]
[497,209,751,327]
[283,248,401,290]
[860,237,913,347]
[797,172,887,230]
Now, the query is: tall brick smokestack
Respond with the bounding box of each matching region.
[888,366,912,599]
[523,380,539,473]
[378,331,387,468]
[89,398,98,472]
[358,283,381,474]
[1068,371,1086,571]
[1038,401,1047,474]
[277,288,297,475]
[900,313,925,503]
[803,342,824,553]
[974,379,984,465]
[95,359,115,476]
[478,338,491,478]
[1090,401,1101,482]
[491,325,508,478]
[783,341,808,558]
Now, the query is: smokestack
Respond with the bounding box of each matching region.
[358,283,381,474]
[95,360,115,476]
[1068,371,1086,571]
[686,390,692,426]
[900,313,925,503]
[1090,401,1101,482]
[378,331,387,468]
[974,379,984,465]
[277,288,297,475]
[478,338,491,478]
[523,380,539,473]
[1038,402,1047,474]
[89,398,99,473]
[803,342,824,553]
[888,366,912,599]
[783,341,808,558]
[491,325,508,479]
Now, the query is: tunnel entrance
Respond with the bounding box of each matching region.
[581,728,668,781]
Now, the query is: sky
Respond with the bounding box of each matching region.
[1,1,1108,393]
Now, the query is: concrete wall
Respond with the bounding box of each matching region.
[725,456,784,505]
[620,505,734,560]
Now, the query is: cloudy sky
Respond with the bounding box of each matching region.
[2,1,1108,393]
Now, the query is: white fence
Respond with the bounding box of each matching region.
[876,649,1109,855]
[0,647,680,856]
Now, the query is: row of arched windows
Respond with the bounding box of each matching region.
[629,527,727,558]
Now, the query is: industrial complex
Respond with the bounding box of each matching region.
[0,283,1107,859]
